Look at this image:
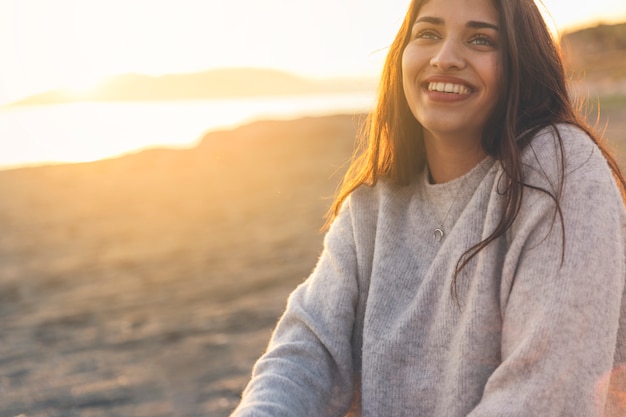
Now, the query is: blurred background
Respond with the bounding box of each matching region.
[0,0,625,416]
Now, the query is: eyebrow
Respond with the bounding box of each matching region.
[414,16,499,31]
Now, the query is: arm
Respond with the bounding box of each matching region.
[231,198,360,417]
[470,137,626,416]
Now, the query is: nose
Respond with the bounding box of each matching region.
[430,38,465,71]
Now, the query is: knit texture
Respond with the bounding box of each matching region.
[231,124,626,417]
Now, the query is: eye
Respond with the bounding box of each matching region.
[469,34,497,48]
[414,29,441,41]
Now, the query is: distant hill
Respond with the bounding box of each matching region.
[9,23,626,108]
[561,22,626,94]
[6,68,378,107]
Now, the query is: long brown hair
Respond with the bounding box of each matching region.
[326,0,626,285]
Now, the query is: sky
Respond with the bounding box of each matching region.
[1,0,625,106]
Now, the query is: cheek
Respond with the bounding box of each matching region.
[481,56,501,93]
[401,46,424,96]
[401,45,422,78]
[401,48,411,81]
[401,48,413,99]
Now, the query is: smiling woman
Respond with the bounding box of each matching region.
[230,0,626,415]
[402,0,502,182]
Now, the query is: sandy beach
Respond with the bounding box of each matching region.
[0,113,362,416]
[0,104,625,416]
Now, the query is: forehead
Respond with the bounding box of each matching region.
[416,0,499,24]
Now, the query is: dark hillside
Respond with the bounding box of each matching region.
[561,22,626,93]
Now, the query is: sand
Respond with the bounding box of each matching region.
[0,114,362,417]
[0,104,624,417]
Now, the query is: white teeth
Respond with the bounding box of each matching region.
[428,82,471,95]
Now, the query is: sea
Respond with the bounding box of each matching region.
[0,92,375,170]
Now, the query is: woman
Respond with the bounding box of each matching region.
[231,0,626,415]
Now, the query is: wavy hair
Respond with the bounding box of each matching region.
[326,0,626,291]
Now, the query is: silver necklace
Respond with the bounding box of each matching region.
[422,167,468,242]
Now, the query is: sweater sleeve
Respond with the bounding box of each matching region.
[469,130,626,416]
[230,197,360,417]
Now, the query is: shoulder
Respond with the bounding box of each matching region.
[521,123,613,189]
[508,123,624,231]
[512,124,624,230]
[505,125,625,262]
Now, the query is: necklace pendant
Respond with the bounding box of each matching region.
[434,228,444,242]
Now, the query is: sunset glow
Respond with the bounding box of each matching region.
[0,0,624,169]
[1,0,624,105]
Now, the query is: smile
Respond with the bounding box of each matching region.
[427,82,471,95]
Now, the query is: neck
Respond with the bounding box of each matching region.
[423,131,486,184]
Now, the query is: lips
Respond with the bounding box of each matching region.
[427,82,471,95]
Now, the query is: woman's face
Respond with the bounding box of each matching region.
[401,0,501,143]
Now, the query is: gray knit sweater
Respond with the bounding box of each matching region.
[231,124,626,417]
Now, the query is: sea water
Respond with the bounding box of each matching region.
[0,93,375,170]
